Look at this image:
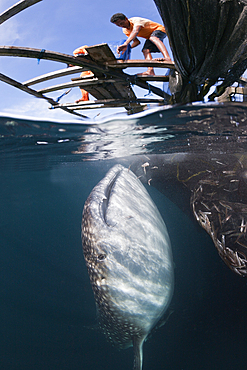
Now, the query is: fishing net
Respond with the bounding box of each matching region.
[154,0,247,103]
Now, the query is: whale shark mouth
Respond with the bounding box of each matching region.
[101,168,122,225]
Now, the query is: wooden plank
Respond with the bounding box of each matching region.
[56,100,124,108]
[0,46,170,99]
[85,43,116,62]
[37,78,117,94]
[136,75,169,82]
[64,103,139,111]
[112,82,136,100]
[96,82,122,99]
[52,99,166,111]
[72,74,169,83]
[86,85,115,100]
[54,102,138,111]
[54,97,165,109]
[23,66,86,86]
[0,72,87,118]
[94,80,133,100]
[0,0,42,25]
[71,74,169,83]
[106,59,175,69]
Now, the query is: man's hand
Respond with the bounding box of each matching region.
[117,43,128,54]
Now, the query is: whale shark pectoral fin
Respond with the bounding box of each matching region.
[133,335,145,370]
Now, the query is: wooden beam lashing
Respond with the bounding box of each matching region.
[0,0,42,25]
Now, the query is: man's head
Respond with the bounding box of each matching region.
[110,13,130,28]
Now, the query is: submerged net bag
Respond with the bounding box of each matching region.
[154,0,247,103]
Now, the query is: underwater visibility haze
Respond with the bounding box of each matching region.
[1,102,247,369]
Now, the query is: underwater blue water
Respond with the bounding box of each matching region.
[1,102,247,370]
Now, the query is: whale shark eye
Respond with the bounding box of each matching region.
[98,254,106,261]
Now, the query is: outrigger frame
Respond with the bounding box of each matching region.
[0,1,175,119]
[0,44,175,118]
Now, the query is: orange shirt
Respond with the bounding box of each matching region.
[123,17,166,39]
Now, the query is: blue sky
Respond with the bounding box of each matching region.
[0,0,172,121]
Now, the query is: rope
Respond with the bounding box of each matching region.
[55,89,72,103]
[50,89,72,109]
[144,82,153,97]
[37,49,46,64]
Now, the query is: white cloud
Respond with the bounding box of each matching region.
[1,95,77,121]
[0,18,20,44]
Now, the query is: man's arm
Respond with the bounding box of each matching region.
[131,38,141,49]
[124,24,142,45]
[117,24,142,54]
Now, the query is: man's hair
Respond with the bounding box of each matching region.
[110,13,127,23]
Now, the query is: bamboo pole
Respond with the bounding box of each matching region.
[0,0,42,25]
[23,66,85,86]
[0,72,88,119]
[53,97,165,109]
[37,78,117,94]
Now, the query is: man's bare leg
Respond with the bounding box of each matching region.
[76,88,89,103]
[149,35,173,62]
[137,48,155,76]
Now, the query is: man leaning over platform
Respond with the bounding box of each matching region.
[110,13,173,76]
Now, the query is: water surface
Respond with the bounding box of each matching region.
[1,102,247,370]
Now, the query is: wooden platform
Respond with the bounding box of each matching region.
[0,43,173,118]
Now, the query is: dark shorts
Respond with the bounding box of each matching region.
[142,30,167,53]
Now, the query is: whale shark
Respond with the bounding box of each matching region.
[81,164,174,370]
